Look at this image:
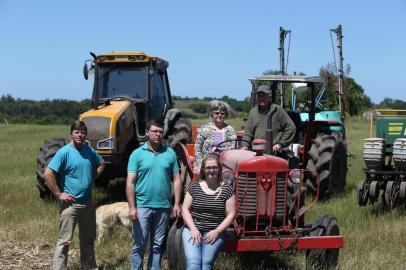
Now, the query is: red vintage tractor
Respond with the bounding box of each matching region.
[169,141,343,269]
[167,76,344,269]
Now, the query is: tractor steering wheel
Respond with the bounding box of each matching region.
[214,139,252,154]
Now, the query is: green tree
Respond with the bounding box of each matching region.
[345,77,372,115]
[263,69,281,75]
[319,64,372,116]
[378,98,406,109]
[0,95,92,124]
[190,102,207,114]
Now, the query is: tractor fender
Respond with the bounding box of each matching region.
[164,108,182,137]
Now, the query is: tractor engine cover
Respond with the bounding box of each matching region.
[220,149,290,229]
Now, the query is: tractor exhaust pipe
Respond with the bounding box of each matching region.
[266,110,275,155]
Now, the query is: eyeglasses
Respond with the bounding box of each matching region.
[213,112,225,116]
[148,129,164,134]
[204,166,219,171]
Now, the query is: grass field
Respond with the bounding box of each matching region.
[1,117,406,269]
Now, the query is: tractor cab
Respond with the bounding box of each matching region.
[249,75,336,144]
[78,52,187,184]
[82,52,173,140]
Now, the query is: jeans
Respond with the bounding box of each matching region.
[53,200,97,270]
[130,207,171,270]
[182,227,227,270]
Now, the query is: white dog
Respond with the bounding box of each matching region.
[95,202,132,241]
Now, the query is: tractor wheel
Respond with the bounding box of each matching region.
[357,181,368,207]
[305,135,347,199]
[173,142,194,197]
[369,181,380,203]
[166,221,186,270]
[399,182,406,202]
[36,138,67,199]
[168,118,193,148]
[384,181,399,208]
[306,215,340,270]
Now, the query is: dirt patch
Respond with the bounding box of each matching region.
[0,240,53,269]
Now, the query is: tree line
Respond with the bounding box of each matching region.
[1,78,405,125]
[0,95,92,125]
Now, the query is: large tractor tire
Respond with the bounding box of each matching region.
[305,135,347,200]
[36,138,67,199]
[166,220,186,270]
[173,142,194,197]
[168,118,193,148]
[306,215,340,270]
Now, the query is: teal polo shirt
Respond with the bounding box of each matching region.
[48,143,103,203]
[127,143,179,208]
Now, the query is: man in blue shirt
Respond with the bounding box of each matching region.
[126,119,182,270]
[44,120,105,270]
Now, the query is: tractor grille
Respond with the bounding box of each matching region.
[237,171,287,228]
[237,172,257,217]
[275,172,287,222]
[82,116,111,148]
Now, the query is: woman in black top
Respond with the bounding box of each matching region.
[182,155,236,270]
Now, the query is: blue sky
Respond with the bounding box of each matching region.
[1,1,405,103]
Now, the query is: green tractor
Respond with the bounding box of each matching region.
[358,109,406,208]
[264,26,347,199]
[248,75,347,199]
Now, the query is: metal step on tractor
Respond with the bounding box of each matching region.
[36,52,193,199]
[168,75,345,270]
[357,109,406,208]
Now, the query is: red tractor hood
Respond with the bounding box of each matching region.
[220,150,288,172]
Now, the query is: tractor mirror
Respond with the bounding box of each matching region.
[83,62,89,80]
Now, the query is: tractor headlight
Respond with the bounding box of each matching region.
[289,169,302,184]
[97,137,115,150]
[222,170,235,186]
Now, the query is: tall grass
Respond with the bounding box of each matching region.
[1,118,406,269]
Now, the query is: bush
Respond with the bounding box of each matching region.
[189,102,208,114]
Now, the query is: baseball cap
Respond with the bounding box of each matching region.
[255,85,271,94]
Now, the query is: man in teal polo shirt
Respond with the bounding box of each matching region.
[126,119,182,270]
[44,120,105,270]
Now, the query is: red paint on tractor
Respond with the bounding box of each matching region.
[223,236,344,252]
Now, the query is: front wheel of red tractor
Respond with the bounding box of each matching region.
[306,215,340,270]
